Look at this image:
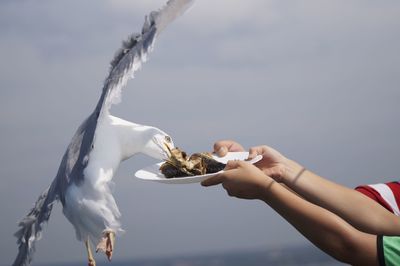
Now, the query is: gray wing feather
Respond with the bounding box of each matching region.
[152,0,195,33]
[99,0,194,112]
[12,113,97,266]
[12,183,57,266]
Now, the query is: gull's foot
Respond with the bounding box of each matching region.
[88,258,96,266]
[96,230,115,261]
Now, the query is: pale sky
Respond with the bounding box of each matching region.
[1,1,400,265]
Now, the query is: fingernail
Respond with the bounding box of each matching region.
[218,147,227,156]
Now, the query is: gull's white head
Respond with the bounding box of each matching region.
[141,126,175,160]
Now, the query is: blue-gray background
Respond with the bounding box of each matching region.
[1,0,399,265]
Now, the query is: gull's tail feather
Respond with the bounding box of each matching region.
[12,185,58,266]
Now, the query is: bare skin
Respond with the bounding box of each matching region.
[203,140,400,265]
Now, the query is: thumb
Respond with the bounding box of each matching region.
[216,146,228,157]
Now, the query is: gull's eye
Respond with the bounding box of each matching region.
[165,136,172,143]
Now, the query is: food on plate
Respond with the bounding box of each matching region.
[160,147,226,178]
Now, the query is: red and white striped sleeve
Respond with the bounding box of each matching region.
[356,182,400,216]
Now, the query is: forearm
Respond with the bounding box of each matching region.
[260,181,378,265]
[282,160,400,235]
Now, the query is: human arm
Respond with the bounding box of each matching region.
[283,164,400,235]
[201,161,379,266]
[213,140,400,236]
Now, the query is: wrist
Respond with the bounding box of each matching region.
[281,159,305,184]
[258,177,277,202]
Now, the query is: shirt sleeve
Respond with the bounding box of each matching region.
[377,235,400,266]
[355,182,400,215]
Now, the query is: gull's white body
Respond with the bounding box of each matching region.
[63,114,168,244]
[64,115,128,244]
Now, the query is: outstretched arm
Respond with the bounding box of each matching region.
[282,162,400,235]
[213,140,400,236]
[202,161,379,266]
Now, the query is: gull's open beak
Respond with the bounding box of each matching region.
[153,136,174,160]
[163,141,174,159]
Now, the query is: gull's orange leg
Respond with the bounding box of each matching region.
[85,238,96,266]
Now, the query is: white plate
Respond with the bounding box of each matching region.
[134,152,262,184]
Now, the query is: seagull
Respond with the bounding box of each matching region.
[12,1,194,266]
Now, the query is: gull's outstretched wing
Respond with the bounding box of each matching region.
[12,114,96,266]
[96,0,194,114]
[60,0,194,187]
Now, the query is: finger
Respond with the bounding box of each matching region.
[225,186,235,197]
[225,160,247,170]
[213,140,244,157]
[254,161,263,169]
[248,146,263,159]
[216,146,228,157]
[201,173,225,187]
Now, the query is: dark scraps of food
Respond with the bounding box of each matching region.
[159,148,226,179]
